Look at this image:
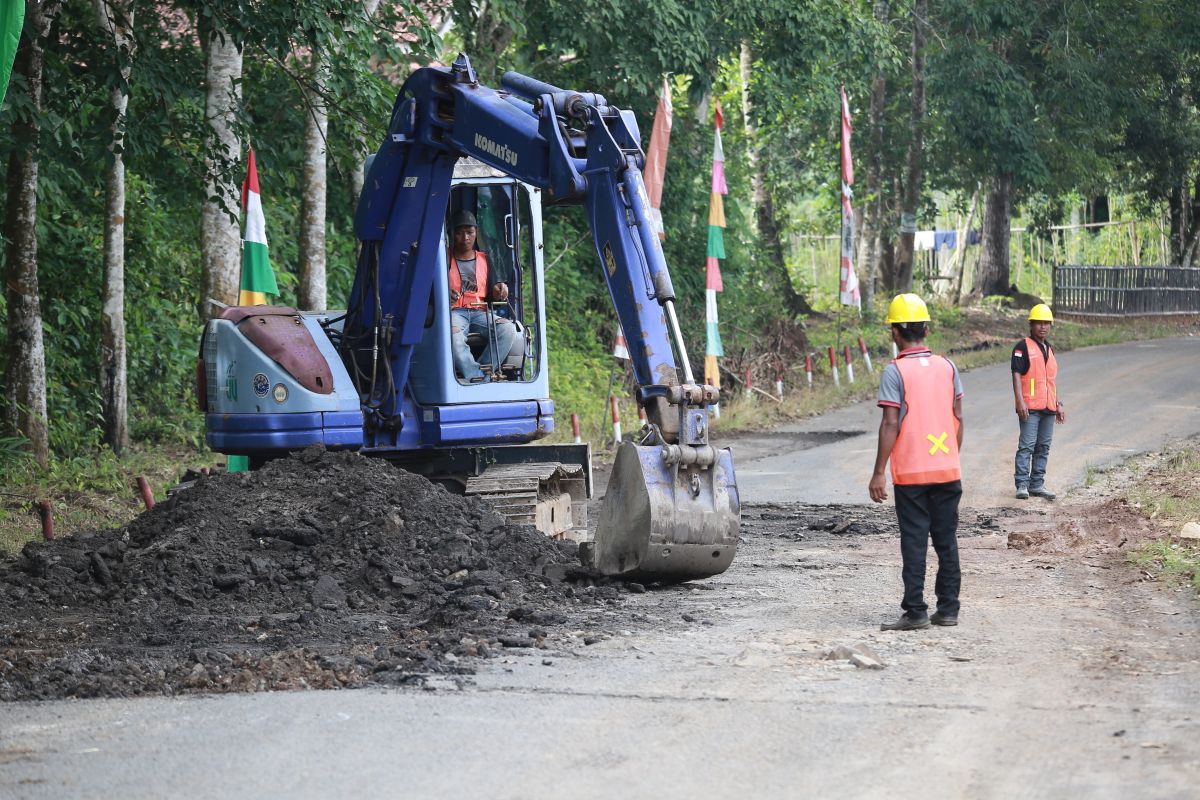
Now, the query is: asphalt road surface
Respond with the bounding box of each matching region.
[2,336,1199,799]
[735,336,1200,507]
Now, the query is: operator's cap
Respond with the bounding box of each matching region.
[451,210,477,230]
[885,293,931,324]
[1028,303,1054,322]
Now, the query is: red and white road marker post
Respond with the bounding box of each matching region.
[844,344,855,384]
[828,346,840,387]
[775,373,784,399]
[136,476,155,510]
[571,412,582,444]
[37,500,54,541]
[609,395,622,445]
[805,353,814,389]
[858,336,874,373]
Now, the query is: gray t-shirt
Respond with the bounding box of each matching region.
[454,257,478,294]
[877,347,964,424]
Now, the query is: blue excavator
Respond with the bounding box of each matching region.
[199,55,739,581]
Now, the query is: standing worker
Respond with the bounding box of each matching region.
[869,294,964,631]
[1011,304,1066,499]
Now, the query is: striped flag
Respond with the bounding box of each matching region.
[643,77,674,241]
[839,86,861,308]
[705,100,726,399]
[239,147,279,306]
[612,323,630,360]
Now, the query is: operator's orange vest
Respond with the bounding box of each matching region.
[449,250,490,309]
[1018,336,1057,411]
[891,353,962,486]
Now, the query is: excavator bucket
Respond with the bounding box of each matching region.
[586,441,740,581]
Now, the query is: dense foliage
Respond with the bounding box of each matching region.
[1,0,1198,467]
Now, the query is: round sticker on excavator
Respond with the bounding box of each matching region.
[253,373,269,397]
[272,383,288,404]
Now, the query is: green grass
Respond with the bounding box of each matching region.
[1124,451,1200,523]
[1132,540,1200,593]
[1124,445,1200,594]
[0,446,222,556]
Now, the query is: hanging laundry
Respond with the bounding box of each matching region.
[914,230,936,251]
[934,230,958,250]
[966,228,983,245]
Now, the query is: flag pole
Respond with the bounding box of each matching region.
[835,90,843,369]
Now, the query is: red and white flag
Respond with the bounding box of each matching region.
[643,77,674,241]
[612,324,630,360]
[839,86,861,309]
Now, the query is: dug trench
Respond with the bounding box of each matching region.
[1,445,1195,705]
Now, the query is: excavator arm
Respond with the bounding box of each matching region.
[346,55,738,579]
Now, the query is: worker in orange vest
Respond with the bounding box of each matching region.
[869,294,964,631]
[1011,304,1066,499]
[448,209,518,382]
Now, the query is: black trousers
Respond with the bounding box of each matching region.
[894,481,962,618]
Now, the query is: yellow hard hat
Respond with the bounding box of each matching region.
[1029,304,1054,322]
[886,293,931,324]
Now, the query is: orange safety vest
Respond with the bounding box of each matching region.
[1018,336,1057,411]
[448,250,490,309]
[891,353,962,486]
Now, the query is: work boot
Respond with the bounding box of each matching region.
[1029,487,1056,500]
[930,612,959,627]
[1015,487,1030,500]
[880,614,930,632]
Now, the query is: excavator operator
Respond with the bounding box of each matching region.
[448,209,519,382]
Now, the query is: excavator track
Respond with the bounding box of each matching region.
[464,462,589,541]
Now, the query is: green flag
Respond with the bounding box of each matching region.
[0,0,24,105]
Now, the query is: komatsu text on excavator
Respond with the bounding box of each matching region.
[200,55,740,581]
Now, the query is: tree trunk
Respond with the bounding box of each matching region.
[200,28,242,319]
[971,172,1014,298]
[299,54,328,311]
[859,0,889,309]
[952,187,979,305]
[1183,172,1200,268]
[1,0,61,469]
[738,42,812,317]
[893,0,926,294]
[94,0,134,452]
[351,0,383,207]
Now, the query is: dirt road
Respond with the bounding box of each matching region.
[2,337,1199,798]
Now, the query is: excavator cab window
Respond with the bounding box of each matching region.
[446,182,541,384]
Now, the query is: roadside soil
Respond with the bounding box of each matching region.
[0,447,629,700]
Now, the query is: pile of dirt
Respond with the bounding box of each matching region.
[0,447,622,701]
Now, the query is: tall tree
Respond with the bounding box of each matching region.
[200,24,242,318]
[2,0,62,468]
[298,53,328,310]
[739,41,812,317]
[928,0,1112,298]
[859,0,890,307]
[972,172,1014,296]
[891,0,926,293]
[350,0,383,207]
[94,0,135,452]
[1106,2,1200,266]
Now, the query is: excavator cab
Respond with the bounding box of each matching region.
[408,160,546,402]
